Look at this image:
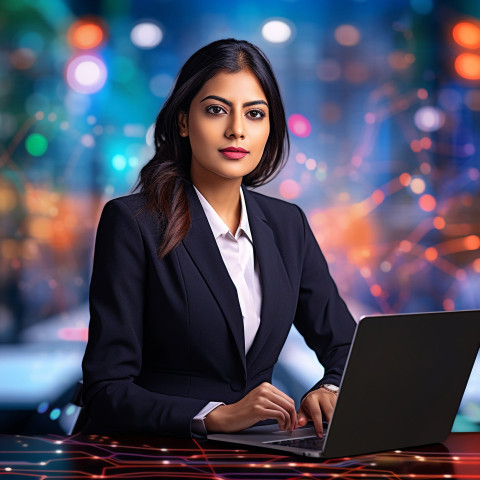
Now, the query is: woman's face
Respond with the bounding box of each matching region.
[178,69,270,186]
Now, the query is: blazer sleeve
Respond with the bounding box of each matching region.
[292,206,356,396]
[82,198,208,436]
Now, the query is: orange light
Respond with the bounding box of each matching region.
[371,189,385,205]
[433,216,446,230]
[455,53,480,80]
[417,88,428,100]
[443,299,454,311]
[453,21,480,49]
[420,137,432,149]
[370,284,382,297]
[399,240,412,252]
[399,173,411,187]
[425,247,438,262]
[68,19,104,49]
[418,194,436,212]
[473,258,480,272]
[410,139,422,153]
[464,235,480,250]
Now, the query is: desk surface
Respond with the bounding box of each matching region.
[0,432,479,479]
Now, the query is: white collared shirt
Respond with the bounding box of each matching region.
[194,185,262,353]
[191,185,263,434]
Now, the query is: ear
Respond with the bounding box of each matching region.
[178,112,189,137]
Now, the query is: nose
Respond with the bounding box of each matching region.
[225,111,245,139]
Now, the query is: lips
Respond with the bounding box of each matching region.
[219,147,249,153]
[219,146,249,159]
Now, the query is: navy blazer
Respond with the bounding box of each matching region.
[81,180,356,437]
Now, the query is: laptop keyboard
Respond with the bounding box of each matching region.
[265,435,325,450]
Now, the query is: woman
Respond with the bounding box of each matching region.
[82,38,356,438]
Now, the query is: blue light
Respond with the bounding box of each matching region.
[65,404,76,416]
[112,154,127,171]
[49,408,61,421]
[37,401,49,414]
[410,0,433,15]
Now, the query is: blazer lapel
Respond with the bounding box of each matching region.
[242,186,294,368]
[181,181,246,372]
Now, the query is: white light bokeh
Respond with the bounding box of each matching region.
[65,55,107,94]
[131,22,163,49]
[414,106,446,132]
[75,61,100,86]
[262,19,293,43]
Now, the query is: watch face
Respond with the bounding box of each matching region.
[324,384,339,392]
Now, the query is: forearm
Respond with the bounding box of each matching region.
[83,378,209,437]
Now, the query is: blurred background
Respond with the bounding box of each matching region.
[1,0,479,434]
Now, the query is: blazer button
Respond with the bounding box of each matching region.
[230,379,244,392]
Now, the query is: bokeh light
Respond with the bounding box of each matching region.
[464,89,480,110]
[149,73,173,97]
[130,22,163,49]
[65,54,107,94]
[67,18,105,49]
[25,133,48,156]
[410,0,433,14]
[413,106,446,132]
[455,53,480,80]
[418,194,436,212]
[334,24,361,46]
[288,114,311,138]
[453,21,480,49]
[262,19,293,43]
[279,179,300,199]
[49,408,61,421]
[112,154,127,171]
[316,59,341,82]
[10,48,36,69]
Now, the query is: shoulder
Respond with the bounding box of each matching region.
[101,193,154,221]
[98,193,161,235]
[103,192,147,213]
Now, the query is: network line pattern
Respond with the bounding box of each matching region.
[0,434,479,479]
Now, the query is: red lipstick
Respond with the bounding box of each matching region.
[219,147,249,159]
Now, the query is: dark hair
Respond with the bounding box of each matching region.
[135,38,290,257]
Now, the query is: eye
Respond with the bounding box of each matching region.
[246,109,266,119]
[206,105,227,115]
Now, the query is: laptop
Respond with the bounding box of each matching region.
[208,310,480,458]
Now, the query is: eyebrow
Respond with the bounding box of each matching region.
[200,95,269,108]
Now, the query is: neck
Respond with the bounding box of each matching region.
[191,176,242,233]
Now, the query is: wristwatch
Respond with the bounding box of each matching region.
[319,384,339,394]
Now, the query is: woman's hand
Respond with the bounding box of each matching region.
[296,387,337,437]
[204,382,297,433]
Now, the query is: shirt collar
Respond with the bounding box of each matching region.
[193,185,253,242]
